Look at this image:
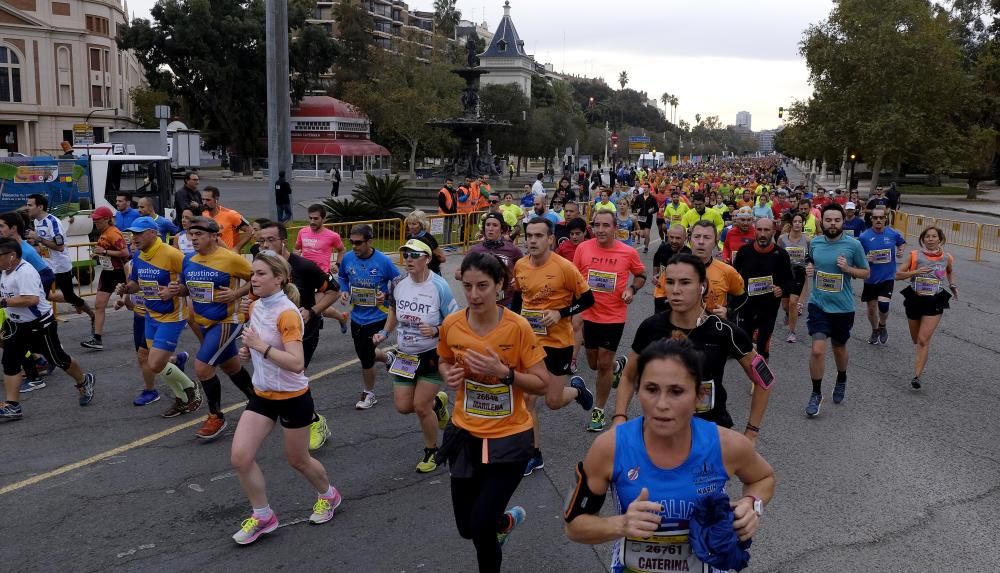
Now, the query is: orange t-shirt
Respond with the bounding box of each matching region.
[437,309,546,439]
[513,253,590,348]
[96,225,127,269]
[572,238,645,324]
[204,206,245,249]
[705,258,745,311]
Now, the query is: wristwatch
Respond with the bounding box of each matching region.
[746,495,763,516]
[501,367,515,386]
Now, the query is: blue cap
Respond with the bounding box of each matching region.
[126,216,159,233]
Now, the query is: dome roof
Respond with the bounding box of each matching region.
[292,96,367,119]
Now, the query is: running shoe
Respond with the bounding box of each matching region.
[433,391,450,430]
[355,391,377,410]
[196,414,228,440]
[80,337,103,350]
[878,325,889,345]
[911,376,922,389]
[497,506,526,547]
[232,512,279,545]
[19,378,46,393]
[612,356,628,389]
[0,402,23,420]
[77,372,95,406]
[833,380,847,404]
[35,355,52,377]
[786,332,797,343]
[309,489,343,525]
[337,314,349,334]
[643,246,649,253]
[868,330,879,345]
[805,391,823,418]
[133,389,160,406]
[587,408,607,432]
[523,452,544,477]
[570,376,594,411]
[162,397,189,418]
[174,351,189,373]
[309,414,331,451]
[185,386,203,413]
[383,351,396,371]
[416,447,439,473]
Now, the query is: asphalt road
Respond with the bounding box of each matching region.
[2,172,999,572]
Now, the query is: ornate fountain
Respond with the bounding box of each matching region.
[427,37,510,177]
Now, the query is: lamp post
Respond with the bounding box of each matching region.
[849,153,857,191]
[84,107,117,123]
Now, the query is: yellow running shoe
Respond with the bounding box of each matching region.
[416,447,438,473]
[434,391,450,430]
[309,414,331,451]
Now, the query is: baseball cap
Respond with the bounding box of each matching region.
[90,206,114,220]
[735,206,754,219]
[125,216,159,233]
[399,239,432,256]
[188,216,220,233]
[845,202,857,210]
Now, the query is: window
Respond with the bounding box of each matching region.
[86,15,110,36]
[63,129,73,144]
[497,40,507,52]
[91,85,104,107]
[90,48,101,71]
[0,46,22,103]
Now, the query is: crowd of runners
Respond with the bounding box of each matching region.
[0,157,961,571]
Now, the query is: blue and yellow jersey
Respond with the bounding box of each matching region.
[181,248,252,327]
[129,238,186,322]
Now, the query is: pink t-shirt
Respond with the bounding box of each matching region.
[295,227,343,272]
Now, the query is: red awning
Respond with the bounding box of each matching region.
[291,139,390,156]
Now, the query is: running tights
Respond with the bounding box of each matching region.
[740,306,779,360]
[450,462,523,573]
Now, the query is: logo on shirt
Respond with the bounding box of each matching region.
[627,466,640,481]
[693,461,716,486]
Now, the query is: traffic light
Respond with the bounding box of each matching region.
[778,107,784,119]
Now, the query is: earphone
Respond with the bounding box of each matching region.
[701,285,706,294]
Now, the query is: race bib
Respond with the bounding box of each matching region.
[98,255,114,270]
[914,276,940,296]
[187,280,214,303]
[38,245,50,258]
[696,379,715,413]
[616,229,630,240]
[389,352,420,379]
[637,215,647,223]
[587,269,617,293]
[623,532,708,573]
[130,293,145,309]
[845,229,855,237]
[747,275,774,296]
[520,309,547,335]
[463,380,513,418]
[869,249,892,264]
[138,279,159,300]
[351,286,376,307]
[785,246,805,264]
[816,271,843,293]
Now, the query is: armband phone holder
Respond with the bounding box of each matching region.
[750,354,775,390]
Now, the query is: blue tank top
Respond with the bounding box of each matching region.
[610,416,729,573]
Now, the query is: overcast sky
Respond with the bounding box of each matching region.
[125,0,834,131]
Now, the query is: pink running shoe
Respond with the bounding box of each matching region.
[310,489,343,524]
[232,512,279,545]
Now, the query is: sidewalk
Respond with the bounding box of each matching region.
[900,193,1000,219]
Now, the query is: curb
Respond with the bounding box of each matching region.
[901,200,1000,220]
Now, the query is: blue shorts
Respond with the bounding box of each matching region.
[133,313,147,350]
[806,304,855,346]
[196,322,242,366]
[144,317,186,353]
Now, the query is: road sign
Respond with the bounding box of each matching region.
[73,123,95,146]
[628,135,650,154]
[611,133,619,143]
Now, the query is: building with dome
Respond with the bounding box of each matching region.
[477,1,535,101]
[290,95,390,177]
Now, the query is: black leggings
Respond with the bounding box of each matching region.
[54,271,87,308]
[739,304,779,360]
[451,462,524,573]
[1,317,73,376]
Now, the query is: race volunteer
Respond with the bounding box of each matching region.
[81,207,129,351]
[573,210,646,432]
[0,238,96,420]
[858,207,905,345]
[512,217,596,476]
[651,224,692,313]
[373,239,457,473]
[567,339,774,573]
[437,252,549,573]
[338,224,400,410]
[733,217,793,361]
[803,203,870,418]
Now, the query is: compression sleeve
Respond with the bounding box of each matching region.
[560,289,595,318]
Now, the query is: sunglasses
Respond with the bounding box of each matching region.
[400,251,426,260]
[350,239,369,246]
[871,216,886,220]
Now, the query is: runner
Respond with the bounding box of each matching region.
[179,217,256,440]
[632,184,659,253]
[555,217,588,261]
[230,251,342,545]
[842,202,866,237]
[680,193,724,235]
[116,216,203,418]
[512,217,596,475]
[372,239,457,472]
[803,203,870,417]
[733,217,793,361]
[498,193,523,243]
[614,254,773,444]
[0,238,96,420]
[573,210,646,432]
[722,207,756,264]
[338,224,400,410]
[593,189,617,215]
[778,213,811,343]
[296,204,349,332]
[404,210,447,276]
[172,208,197,256]
[690,221,747,321]
[437,251,549,573]
[201,186,252,251]
[80,207,129,351]
[663,190,689,230]
[25,194,96,327]
[897,226,956,389]
[797,198,819,237]
[651,224,692,313]
[566,338,775,573]
[458,213,522,308]
[615,199,637,248]
[116,283,189,407]
[858,207,906,345]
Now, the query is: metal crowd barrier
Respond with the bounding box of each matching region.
[891,209,999,261]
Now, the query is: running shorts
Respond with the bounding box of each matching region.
[247,388,314,429]
[196,322,241,365]
[144,317,186,353]
[391,347,441,386]
[902,286,950,320]
[806,304,854,346]
[542,346,574,376]
[787,267,806,297]
[98,269,127,294]
[861,280,894,302]
[582,320,625,351]
[1,316,72,376]
[351,319,387,370]
[133,313,147,351]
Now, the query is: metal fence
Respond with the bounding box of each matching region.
[892,209,1000,261]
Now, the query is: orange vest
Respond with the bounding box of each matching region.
[457,185,479,213]
[438,187,455,214]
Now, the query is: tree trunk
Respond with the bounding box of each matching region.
[967,175,979,200]
[408,138,418,178]
[868,154,883,195]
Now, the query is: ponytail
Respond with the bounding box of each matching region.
[283,282,300,306]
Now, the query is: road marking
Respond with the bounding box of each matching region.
[0,357,359,496]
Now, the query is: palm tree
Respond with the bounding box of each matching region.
[660,92,670,120]
[669,96,679,124]
[618,71,629,90]
[433,0,461,39]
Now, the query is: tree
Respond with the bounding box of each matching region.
[129,87,172,128]
[617,71,629,90]
[332,0,373,94]
[669,95,679,124]
[660,92,670,121]
[433,0,461,39]
[290,24,338,100]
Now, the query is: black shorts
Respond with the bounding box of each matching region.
[582,320,625,351]
[351,319,387,369]
[806,304,855,346]
[902,287,950,320]
[98,268,127,294]
[637,218,653,230]
[787,267,806,297]
[246,388,315,429]
[543,346,573,376]
[1,316,73,376]
[861,280,894,302]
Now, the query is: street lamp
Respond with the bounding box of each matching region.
[849,153,857,190]
[84,107,118,123]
